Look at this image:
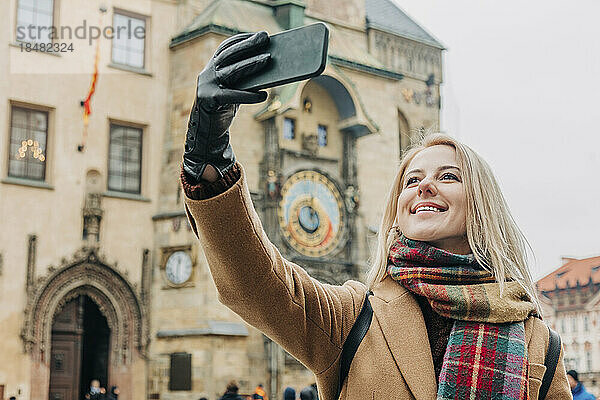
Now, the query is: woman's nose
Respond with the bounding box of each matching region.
[418,177,437,197]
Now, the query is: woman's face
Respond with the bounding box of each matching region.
[396,145,470,254]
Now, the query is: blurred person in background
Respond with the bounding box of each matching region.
[567,370,596,400]
[283,387,295,400]
[106,386,119,400]
[299,387,315,400]
[218,381,244,400]
[253,384,267,400]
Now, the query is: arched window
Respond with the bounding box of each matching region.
[398,110,410,158]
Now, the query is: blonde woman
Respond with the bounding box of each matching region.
[181,32,571,399]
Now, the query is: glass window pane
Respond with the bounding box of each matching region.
[32,111,47,130]
[113,13,127,28]
[108,175,123,191]
[283,118,295,140]
[30,163,43,180]
[37,13,53,29]
[112,45,126,65]
[11,127,26,144]
[128,51,144,68]
[130,34,144,51]
[38,0,54,13]
[17,9,35,35]
[112,125,125,139]
[32,130,47,148]
[20,0,35,9]
[124,177,135,191]
[9,159,24,176]
[12,109,28,127]
[317,125,327,146]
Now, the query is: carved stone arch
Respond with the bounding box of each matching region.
[21,246,149,365]
[287,68,379,138]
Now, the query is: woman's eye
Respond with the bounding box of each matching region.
[405,177,419,187]
[441,172,459,181]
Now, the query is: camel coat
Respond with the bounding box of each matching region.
[184,163,572,400]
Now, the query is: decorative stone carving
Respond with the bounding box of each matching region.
[82,193,103,243]
[21,246,149,365]
[27,235,37,293]
[301,132,319,156]
[371,30,442,82]
[344,185,360,213]
[140,248,151,305]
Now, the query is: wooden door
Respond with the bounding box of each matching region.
[49,297,84,400]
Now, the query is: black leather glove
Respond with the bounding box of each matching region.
[183,31,271,182]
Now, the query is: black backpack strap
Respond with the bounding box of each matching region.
[539,326,561,400]
[336,291,373,399]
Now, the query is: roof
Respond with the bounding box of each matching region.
[173,0,444,51]
[537,256,600,291]
[365,0,445,49]
[172,0,282,42]
[171,0,399,77]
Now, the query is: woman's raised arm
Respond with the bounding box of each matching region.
[183,161,366,374]
[180,31,366,377]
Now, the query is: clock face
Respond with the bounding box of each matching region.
[165,251,192,285]
[278,170,345,257]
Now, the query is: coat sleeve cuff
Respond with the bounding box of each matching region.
[180,162,242,200]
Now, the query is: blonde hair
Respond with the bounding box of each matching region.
[366,133,541,313]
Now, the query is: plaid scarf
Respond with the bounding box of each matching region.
[387,233,536,400]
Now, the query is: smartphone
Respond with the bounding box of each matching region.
[235,22,329,91]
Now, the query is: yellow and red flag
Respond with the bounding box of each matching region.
[80,10,105,151]
[83,42,99,127]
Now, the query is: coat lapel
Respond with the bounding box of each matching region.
[371,278,438,399]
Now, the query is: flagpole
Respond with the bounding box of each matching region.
[79,6,107,152]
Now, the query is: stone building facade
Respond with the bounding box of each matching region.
[538,256,600,397]
[0,0,178,399]
[0,0,443,399]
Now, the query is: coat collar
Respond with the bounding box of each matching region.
[371,277,438,399]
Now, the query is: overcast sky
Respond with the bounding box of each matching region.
[393,0,600,278]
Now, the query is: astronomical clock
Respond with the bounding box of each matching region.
[278,170,347,257]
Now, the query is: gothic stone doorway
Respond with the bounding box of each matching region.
[49,296,111,400]
[22,248,149,400]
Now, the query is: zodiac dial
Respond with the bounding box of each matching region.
[278,170,345,257]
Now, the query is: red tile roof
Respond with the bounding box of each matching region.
[537,256,600,291]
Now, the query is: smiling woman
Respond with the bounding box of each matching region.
[367,134,540,307]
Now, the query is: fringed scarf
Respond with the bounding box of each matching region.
[387,233,536,400]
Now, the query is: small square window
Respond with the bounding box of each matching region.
[317,124,327,147]
[283,118,295,140]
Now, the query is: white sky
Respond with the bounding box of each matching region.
[393,0,600,279]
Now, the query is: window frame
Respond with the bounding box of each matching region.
[14,0,57,44]
[110,8,148,70]
[107,122,144,195]
[7,104,50,182]
[317,124,328,147]
[283,117,296,140]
